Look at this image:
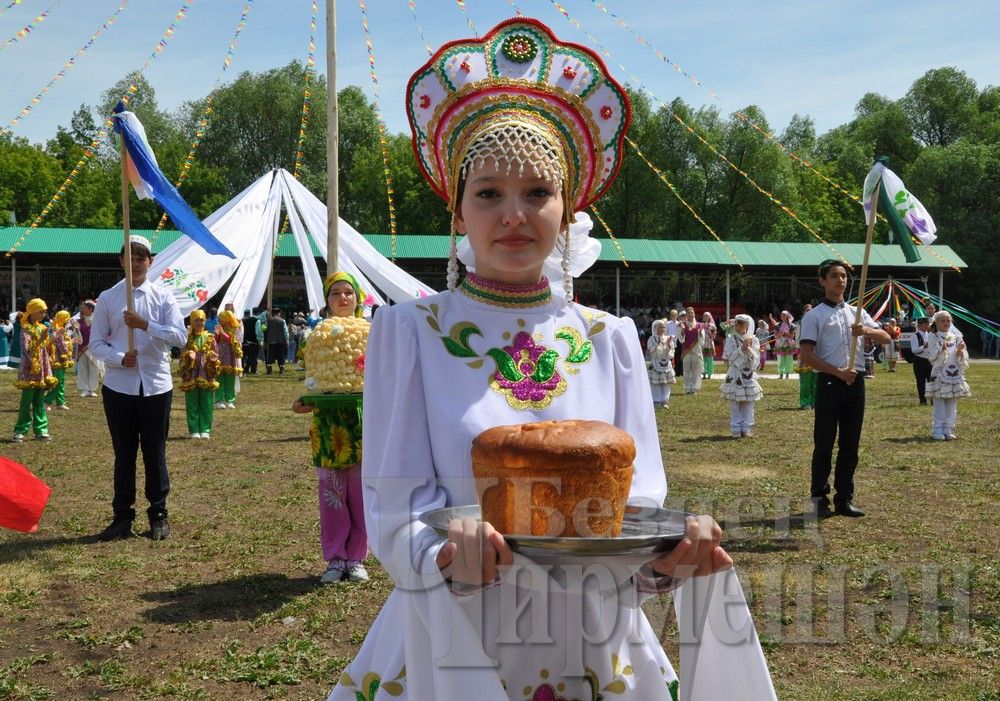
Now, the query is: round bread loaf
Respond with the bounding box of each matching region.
[471,420,635,537]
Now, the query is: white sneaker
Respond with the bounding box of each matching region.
[202,432,210,439]
[344,563,369,582]
[931,433,945,441]
[945,432,957,440]
[80,392,88,397]
[214,402,225,409]
[88,392,98,397]
[56,405,69,411]
[226,402,236,409]
[12,433,24,443]
[190,432,202,439]
[320,563,345,584]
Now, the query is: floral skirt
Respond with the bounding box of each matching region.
[307,393,363,469]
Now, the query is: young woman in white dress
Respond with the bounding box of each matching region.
[327,18,775,701]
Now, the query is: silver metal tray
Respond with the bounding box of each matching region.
[419,504,689,560]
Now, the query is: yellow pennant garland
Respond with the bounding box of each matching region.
[588,204,627,267]
[625,136,743,269]
[5,0,197,258]
[0,0,26,20]
[0,0,60,52]
[455,0,478,37]
[8,1,127,128]
[549,0,848,267]
[292,0,318,182]
[406,0,433,57]
[358,0,398,256]
[154,0,255,239]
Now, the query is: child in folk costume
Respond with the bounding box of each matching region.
[701,311,718,379]
[721,314,763,438]
[213,310,242,409]
[292,271,370,585]
[678,307,705,394]
[179,310,220,439]
[772,310,796,379]
[925,311,971,440]
[73,300,103,397]
[755,318,770,371]
[646,318,675,409]
[13,299,57,442]
[44,310,75,410]
[795,303,816,408]
[0,313,12,368]
[327,19,775,701]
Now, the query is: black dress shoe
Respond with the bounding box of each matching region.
[835,502,866,518]
[150,517,171,541]
[97,519,133,542]
[815,501,834,519]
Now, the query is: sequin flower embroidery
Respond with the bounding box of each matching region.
[487,331,566,409]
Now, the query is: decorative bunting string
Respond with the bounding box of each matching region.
[5,0,198,258]
[0,0,27,21]
[455,0,478,37]
[588,204,627,267]
[896,281,999,336]
[153,0,254,240]
[503,0,524,16]
[549,1,848,267]
[0,0,59,52]
[587,1,880,226]
[358,0,398,258]
[625,135,743,269]
[292,0,317,181]
[406,0,433,56]
[9,0,129,128]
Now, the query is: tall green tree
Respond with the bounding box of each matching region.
[902,67,979,147]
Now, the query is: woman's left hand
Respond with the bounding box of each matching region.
[648,514,732,580]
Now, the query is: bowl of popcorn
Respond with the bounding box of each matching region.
[303,317,369,394]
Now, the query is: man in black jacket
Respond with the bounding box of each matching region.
[265,308,288,375]
[241,309,260,374]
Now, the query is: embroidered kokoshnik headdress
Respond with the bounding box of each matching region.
[406,18,632,295]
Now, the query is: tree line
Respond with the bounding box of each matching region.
[1,62,997,319]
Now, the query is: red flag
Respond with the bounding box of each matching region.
[0,457,51,533]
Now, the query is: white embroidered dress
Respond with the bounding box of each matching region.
[721,335,764,401]
[329,277,775,701]
[925,329,972,399]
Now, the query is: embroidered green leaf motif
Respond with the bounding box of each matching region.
[425,316,441,332]
[442,337,477,358]
[415,304,429,313]
[430,303,439,316]
[529,349,559,383]
[588,321,606,338]
[486,347,524,382]
[440,322,482,358]
[340,672,355,688]
[467,359,484,369]
[556,327,593,364]
[669,679,679,701]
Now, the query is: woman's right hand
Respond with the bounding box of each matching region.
[435,517,513,586]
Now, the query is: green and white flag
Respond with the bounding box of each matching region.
[863,157,937,263]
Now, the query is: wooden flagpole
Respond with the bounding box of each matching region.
[120,136,135,353]
[326,0,339,275]
[847,179,880,370]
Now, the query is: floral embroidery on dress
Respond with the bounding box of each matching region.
[338,666,405,699]
[518,656,648,701]
[421,304,603,410]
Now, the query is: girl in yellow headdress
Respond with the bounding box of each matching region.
[13,298,57,442]
[292,270,370,585]
[44,309,75,411]
[179,309,220,439]
[213,309,243,409]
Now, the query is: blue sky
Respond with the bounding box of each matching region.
[2,0,998,147]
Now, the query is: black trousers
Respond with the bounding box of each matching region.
[266,342,287,372]
[242,342,260,374]
[912,357,932,402]
[811,372,866,505]
[102,386,172,523]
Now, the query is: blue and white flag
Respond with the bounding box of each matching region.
[112,103,235,258]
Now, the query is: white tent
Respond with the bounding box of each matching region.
[147,168,435,316]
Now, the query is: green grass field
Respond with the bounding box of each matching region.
[1,362,998,700]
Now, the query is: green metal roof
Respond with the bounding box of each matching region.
[0,227,966,270]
